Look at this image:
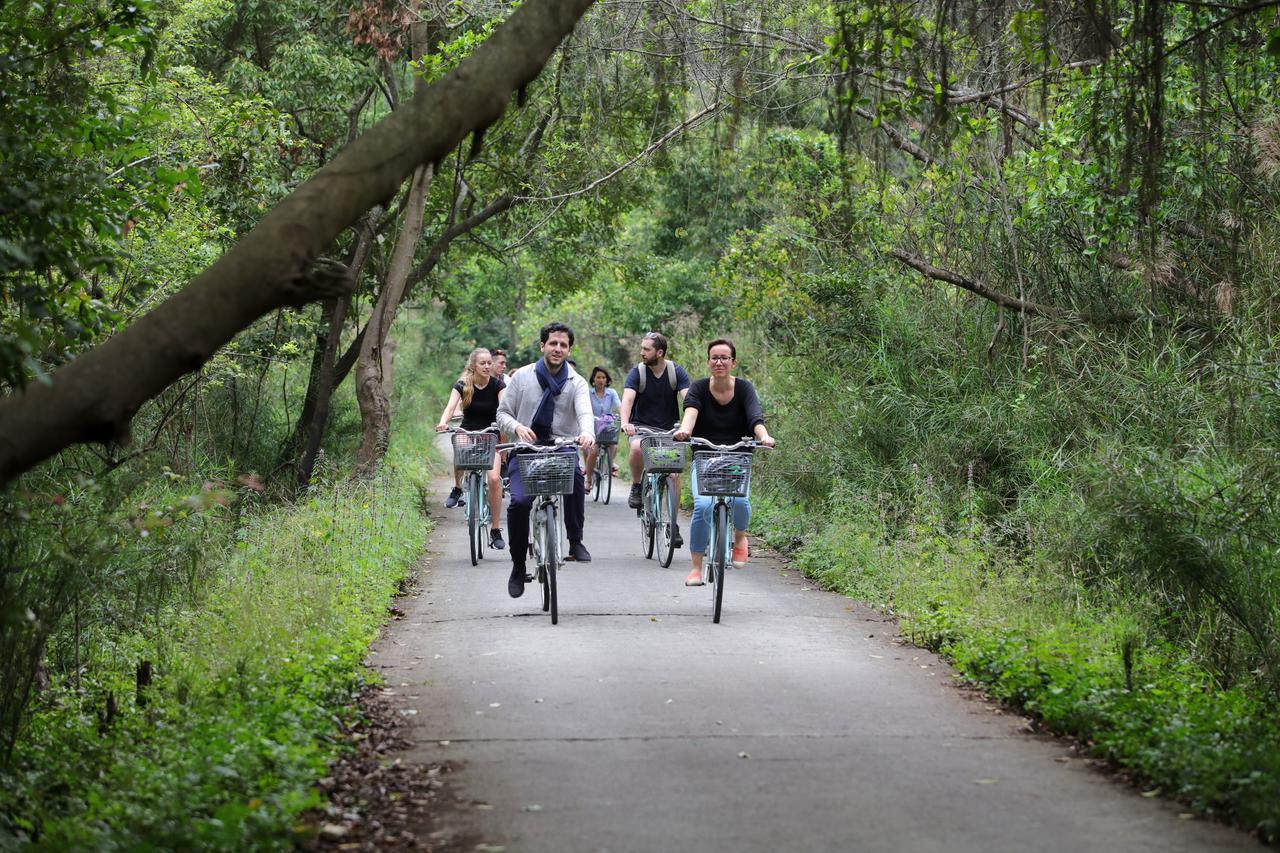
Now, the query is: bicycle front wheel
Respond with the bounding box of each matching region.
[467,474,481,566]
[711,502,729,623]
[640,480,656,559]
[544,501,559,625]
[657,476,676,568]
[477,478,490,561]
[602,448,613,504]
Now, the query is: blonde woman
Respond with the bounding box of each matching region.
[436,348,507,549]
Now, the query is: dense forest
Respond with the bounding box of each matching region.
[2,0,1279,846]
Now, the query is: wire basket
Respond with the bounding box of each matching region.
[640,435,687,473]
[596,423,620,445]
[452,431,497,470]
[517,451,576,496]
[693,451,753,497]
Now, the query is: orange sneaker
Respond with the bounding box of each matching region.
[731,541,749,568]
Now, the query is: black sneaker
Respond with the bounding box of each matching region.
[565,542,592,562]
[445,486,463,508]
[627,483,642,509]
[672,524,684,549]
[508,566,526,598]
[490,529,506,550]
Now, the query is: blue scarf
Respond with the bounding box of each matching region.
[532,358,570,443]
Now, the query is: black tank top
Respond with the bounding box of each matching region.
[454,377,505,429]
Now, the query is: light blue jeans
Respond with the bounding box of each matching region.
[688,464,751,556]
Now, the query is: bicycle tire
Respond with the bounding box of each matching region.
[592,454,602,502]
[467,473,481,566]
[657,476,676,567]
[545,501,559,624]
[711,502,728,623]
[640,478,656,559]
[477,477,489,561]
[602,448,613,505]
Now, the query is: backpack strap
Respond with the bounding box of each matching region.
[638,362,679,394]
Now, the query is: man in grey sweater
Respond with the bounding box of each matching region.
[496,322,596,598]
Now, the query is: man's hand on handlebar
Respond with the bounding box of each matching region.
[578,433,595,448]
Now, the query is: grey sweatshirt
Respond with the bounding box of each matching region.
[496,360,594,441]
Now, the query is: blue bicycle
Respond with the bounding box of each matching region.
[447,426,500,566]
[635,428,687,568]
[685,436,768,623]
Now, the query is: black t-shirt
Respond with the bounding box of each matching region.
[453,376,505,430]
[624,362,691,429]
[683,377,764,446]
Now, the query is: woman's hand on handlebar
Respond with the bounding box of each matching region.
[435,423,449,433]
[622,421,636,437]
[673,429,691,442]
[758,435,776,448]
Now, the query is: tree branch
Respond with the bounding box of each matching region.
[0,0,596,486]
[886,248,1068,320]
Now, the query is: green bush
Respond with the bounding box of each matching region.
[0,438,433,848]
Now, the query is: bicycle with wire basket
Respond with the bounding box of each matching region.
[498,439,577,625]
[592,417,620,504]
[447,426,500,566]
[684,436,769,623]
[635,428,687,568]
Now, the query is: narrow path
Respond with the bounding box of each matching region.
[371,439,1257,852]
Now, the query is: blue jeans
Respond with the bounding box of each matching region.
[688,464,751,556]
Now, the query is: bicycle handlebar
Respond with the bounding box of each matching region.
[633,427,678,438]
[496,437,579,452]
[442,425,501,435]
[680,436,773,453]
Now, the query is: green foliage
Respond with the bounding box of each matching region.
[0,420,433,849]
[753,487,1280,840]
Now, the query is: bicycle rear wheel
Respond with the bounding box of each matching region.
[657,476,676,567]
[467,474,481,566]
[711,502,729,623]
[640,479,656,559]
[544,502,559,624]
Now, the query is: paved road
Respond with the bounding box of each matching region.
[371,441,1257,852]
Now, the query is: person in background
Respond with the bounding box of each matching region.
[436,348,506,549]
[673,338,774,587]
[584,366,621,492]
[492,348,508,379]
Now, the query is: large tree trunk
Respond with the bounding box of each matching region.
[0,0,595,487]
[354,163,433,478]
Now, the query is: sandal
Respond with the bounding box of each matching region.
[732,541,749,568]
[684,568,705,586]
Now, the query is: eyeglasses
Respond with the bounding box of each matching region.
[709,355,733,362]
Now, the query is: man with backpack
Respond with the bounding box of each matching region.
[620,332,690,547]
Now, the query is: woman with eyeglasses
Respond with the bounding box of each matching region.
[673,338,775,587]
